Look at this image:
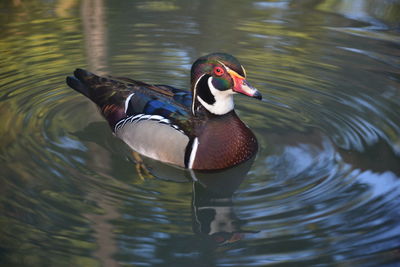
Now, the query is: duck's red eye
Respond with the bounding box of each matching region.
[214,66,224,76]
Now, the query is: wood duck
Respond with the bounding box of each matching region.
[66,53,262,170]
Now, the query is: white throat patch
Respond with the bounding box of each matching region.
[197,77,234,115]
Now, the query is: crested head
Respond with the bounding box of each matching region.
[190,53,261,116]
[190,53,246,85]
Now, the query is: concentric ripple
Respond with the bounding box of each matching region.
[1,1,400,267]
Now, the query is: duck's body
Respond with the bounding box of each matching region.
[66,53,261,170]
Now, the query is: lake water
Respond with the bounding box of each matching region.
[1,0,400,266]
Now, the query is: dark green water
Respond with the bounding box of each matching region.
[1,0,400,266]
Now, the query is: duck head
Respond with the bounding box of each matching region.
[190,53,262,116]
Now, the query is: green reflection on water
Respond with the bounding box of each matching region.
[0,1,98,266]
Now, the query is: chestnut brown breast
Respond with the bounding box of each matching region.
[192,111,258,170]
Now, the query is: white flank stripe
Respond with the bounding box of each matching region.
[124,93,135,113]
[115,113,185,135]
[188,137,199,169]
[160,118,171,124]
[140,115,152,120]
[149,115,164,121]
[131,114,143,121]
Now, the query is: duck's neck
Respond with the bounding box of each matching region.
[192,75,235,116]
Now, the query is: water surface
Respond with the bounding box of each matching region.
[1,0,400,266]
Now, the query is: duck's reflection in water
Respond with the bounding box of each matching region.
[141,152,256,245]
[190,158,257,245]
[76,121,400,250]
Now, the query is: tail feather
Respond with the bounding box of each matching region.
[66,68,129,128]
